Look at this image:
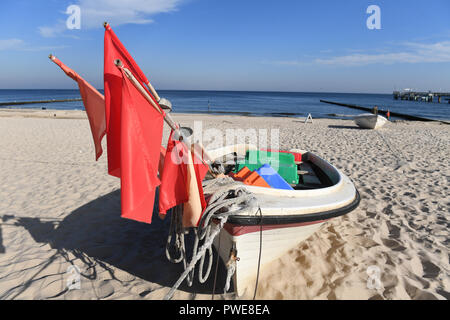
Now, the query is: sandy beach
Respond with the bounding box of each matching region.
[0,109,448,300]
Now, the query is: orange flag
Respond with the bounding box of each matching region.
[50,55,106,161]
[182,150,208,227]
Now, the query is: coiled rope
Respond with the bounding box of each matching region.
[164,177,257,300]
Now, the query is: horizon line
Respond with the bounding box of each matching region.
[0,88,396,95]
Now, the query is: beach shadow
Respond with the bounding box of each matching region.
[6,190,231,297]
[0,226,4,253]
[328,125,363,130]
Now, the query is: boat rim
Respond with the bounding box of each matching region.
[225,189,360,226]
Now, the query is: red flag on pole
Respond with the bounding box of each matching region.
[158,145,166,177]
[158,131,189,216]
[159,131,209,227]
[118,69,164,223]
[104,24,164,223]
[50,55,106,161]
[104,24,159,177]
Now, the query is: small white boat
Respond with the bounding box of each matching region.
[206,144,360,297]
[353,113,388,129]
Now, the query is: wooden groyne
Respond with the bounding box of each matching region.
[0,98,82,107]
[319,100,449,124]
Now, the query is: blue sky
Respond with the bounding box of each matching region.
[0,0,449,93]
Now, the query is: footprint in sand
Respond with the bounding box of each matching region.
[404,280,439,300]
[381,239,407,252]
[421,259,441,279]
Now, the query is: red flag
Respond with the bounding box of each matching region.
[104,24,160,177]
[158,132,209,227]
[50,56,106,161]
[158,145,166,177]
[119,69,164,223]
[158,131,189,216]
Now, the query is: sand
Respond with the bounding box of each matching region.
[0,109,448,300]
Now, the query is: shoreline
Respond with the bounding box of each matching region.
[2,108,449,123]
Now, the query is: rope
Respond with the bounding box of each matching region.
[163,177,256,300]
[252,207,263,300]
[375,130,410,170]
[211,228,221,300]
[165,206,184,264]
[224,258,236,294]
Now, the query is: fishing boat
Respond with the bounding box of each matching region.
[204,144,360,297]
[353,113,388,129]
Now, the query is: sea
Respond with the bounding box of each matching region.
[0,89,449,121]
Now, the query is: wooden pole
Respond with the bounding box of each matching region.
[114,59,179,131]
[114,59,215,166]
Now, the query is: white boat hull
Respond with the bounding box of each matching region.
[354,113,388,129]
[214,220,325,297]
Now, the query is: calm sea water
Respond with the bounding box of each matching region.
[0,89,449,120]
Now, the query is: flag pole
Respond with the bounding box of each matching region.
[114,59,180,132]
[114,59,215,168]
[104,22,171,110]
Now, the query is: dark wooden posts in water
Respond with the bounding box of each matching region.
[0,98,83,107]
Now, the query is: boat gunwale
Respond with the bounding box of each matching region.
[225,189,360,226]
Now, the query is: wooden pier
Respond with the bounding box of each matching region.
[393,91,450,103]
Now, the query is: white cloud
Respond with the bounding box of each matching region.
[38,0,184,37]
[264,41,450,67]
[38,22,68,38]
[0,39,24,51]
[0,38,66,52]
[314,41,450,66]
[261,60,305,66]
[79,0,182,28]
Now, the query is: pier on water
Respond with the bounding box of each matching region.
[393,91,450,103]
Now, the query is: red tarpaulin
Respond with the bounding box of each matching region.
[50,56,106,160]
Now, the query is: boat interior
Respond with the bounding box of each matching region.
[213,150,337,191]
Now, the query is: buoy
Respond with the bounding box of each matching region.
[387,110,390,120]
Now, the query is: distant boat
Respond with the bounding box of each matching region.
[353,113,388,129]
